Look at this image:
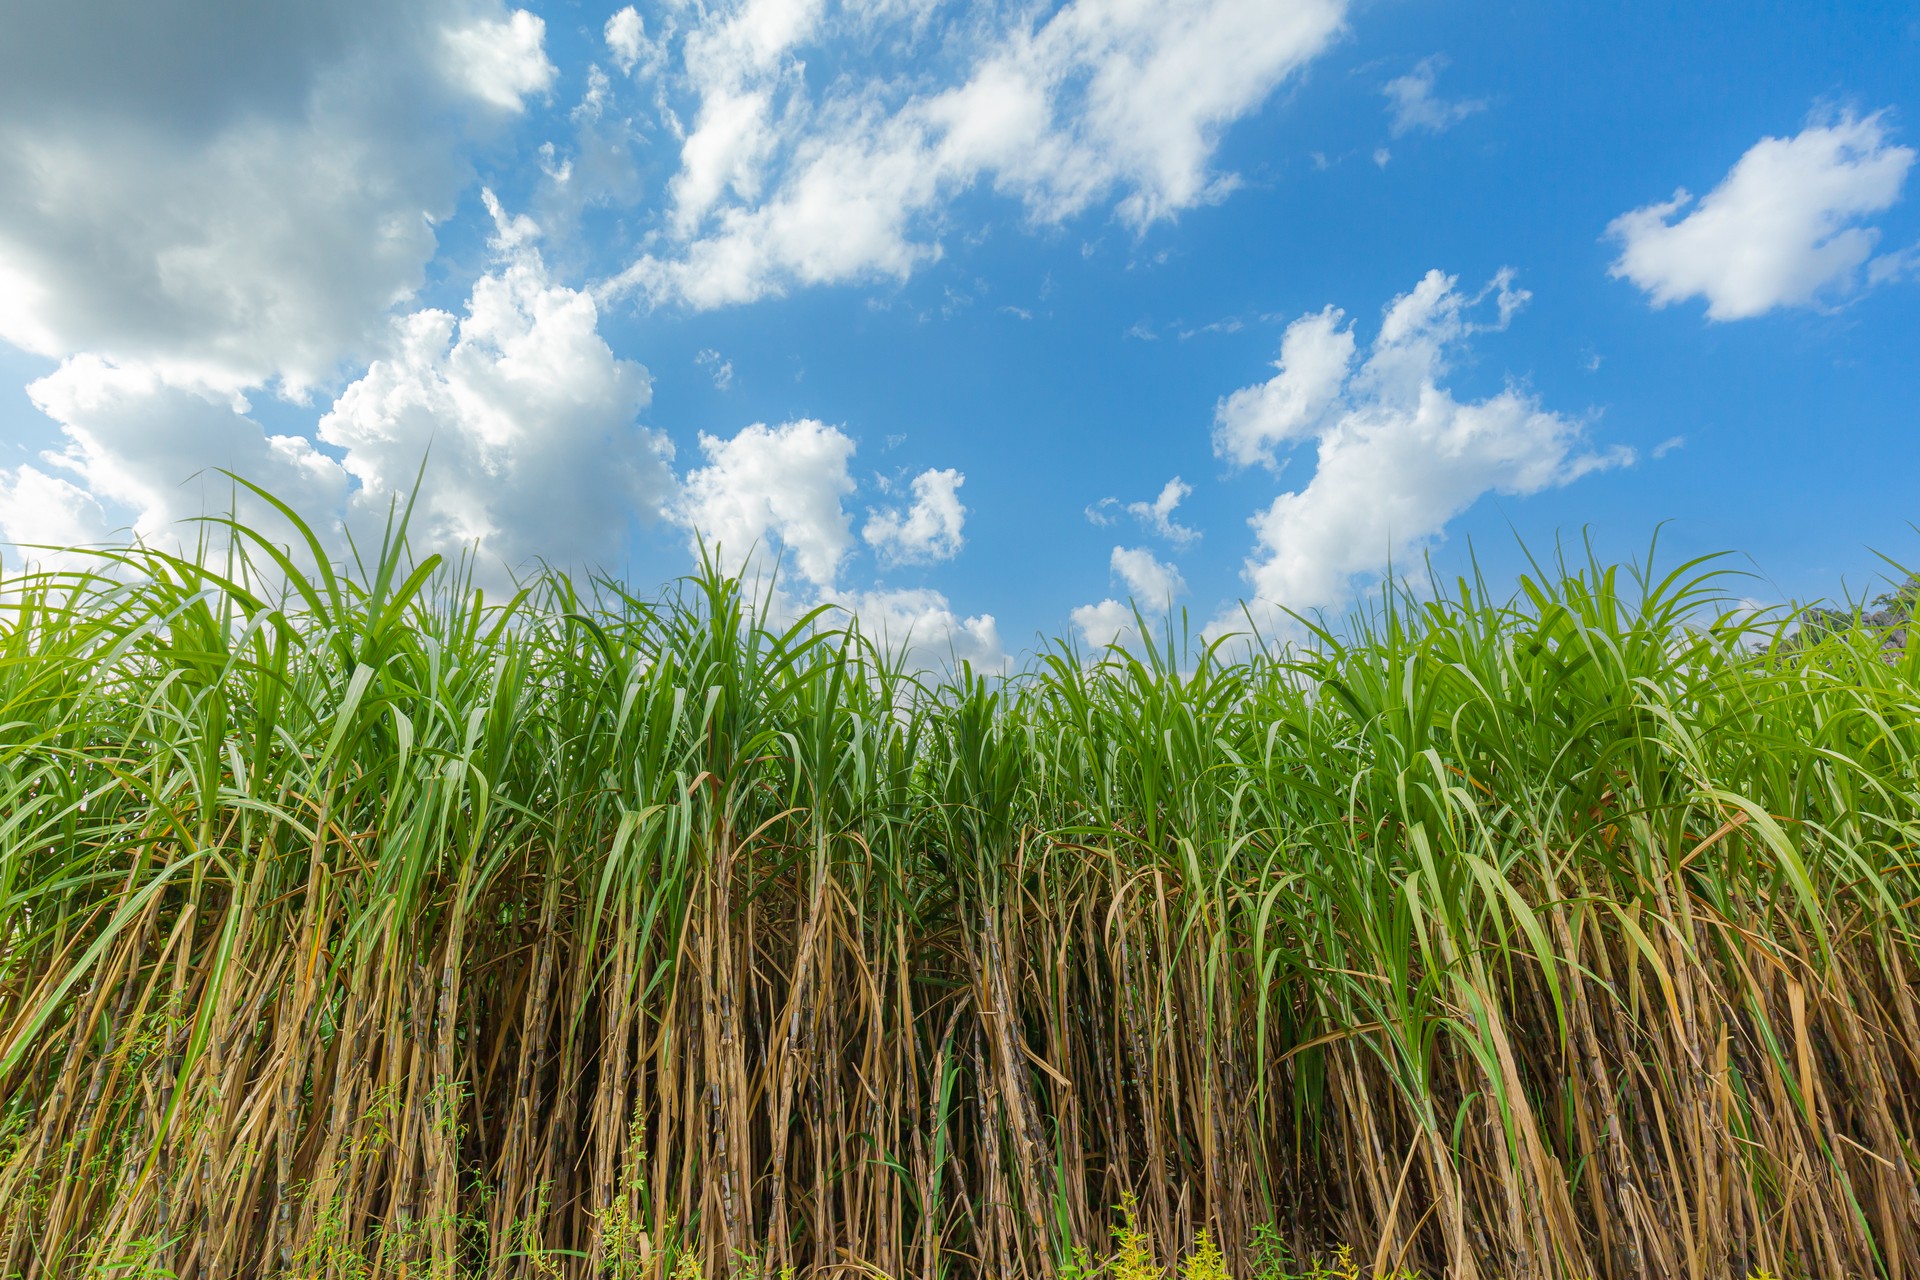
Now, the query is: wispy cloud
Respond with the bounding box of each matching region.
[603,0,1349,309]
[696,347,735,389]
[1383,55,1486,138]
[1086,477,1199,547]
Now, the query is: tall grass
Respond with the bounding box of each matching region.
[2,497,1917,1279]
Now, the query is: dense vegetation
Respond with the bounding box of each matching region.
[2,495,1918,1280]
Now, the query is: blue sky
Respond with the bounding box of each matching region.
[2,0,1916,665]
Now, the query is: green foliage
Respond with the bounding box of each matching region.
[601,1113,656,1279]
[1107,1194,1160,1280]
[1178,1230,1228,1280]
[0,492,1916,1278]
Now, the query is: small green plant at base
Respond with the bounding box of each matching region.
[1181,1229,1229,1280]
[83,1233,178,1280]
[1060,1243,1102,1280]
[600,1108,682,1278]
[505,1181,564,1279]
[1248,1223,1296,1280]
[291,1177,371,1280]
[1108,1193,1161,1280]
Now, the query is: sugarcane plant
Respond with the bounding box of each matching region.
[1,484,1917,1279]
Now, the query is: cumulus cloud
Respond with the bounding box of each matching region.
[1071,545,1188,649]
[1382,55,1485,137]
[605,0,1347,308]
[864,467,967,565]
[674,422,1000,668]
[840,586,1006,672]
[1607,110,1916,320]
[5,195,674,584]
[1069,599,1134,651]
[1214,269,1628,633]
[10,358,349,557]
[0,465,120,570]
[0,0,1016,669]
[0,0,558,398]
[315,193,674,577]
[677,418,858,590]
[1214,309,1356,469]
[1112,545,1185,602]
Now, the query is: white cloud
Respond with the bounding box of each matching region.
[1069,598,1135,650]
[533,65,648,238]
[5,195,674,585]
[0,0,558,398]
[1084,476,1200,545]
[839,586,1005,672]
[1868,242,1920,285]
[442,10,556,113]
[606,0,1347,308]
[1071,544,1187,649]
[665,0,827,239]
[696,348,736,390]
[1113,544,1185,601]
[1607,110,1916,320]
[15,357,349,556]
[1382,55,1485,137]
[864,467,967,565]
[670,87,784,237]
[1215,270,1629,633]
[674,423,996,669]
[0,2,1030,661]
[1127,477,1200,547]
[0,465,116,566]
[1214,308,1356,468]
[605,6,669,79]
[677,418,857,590]
[316,194,673,578]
